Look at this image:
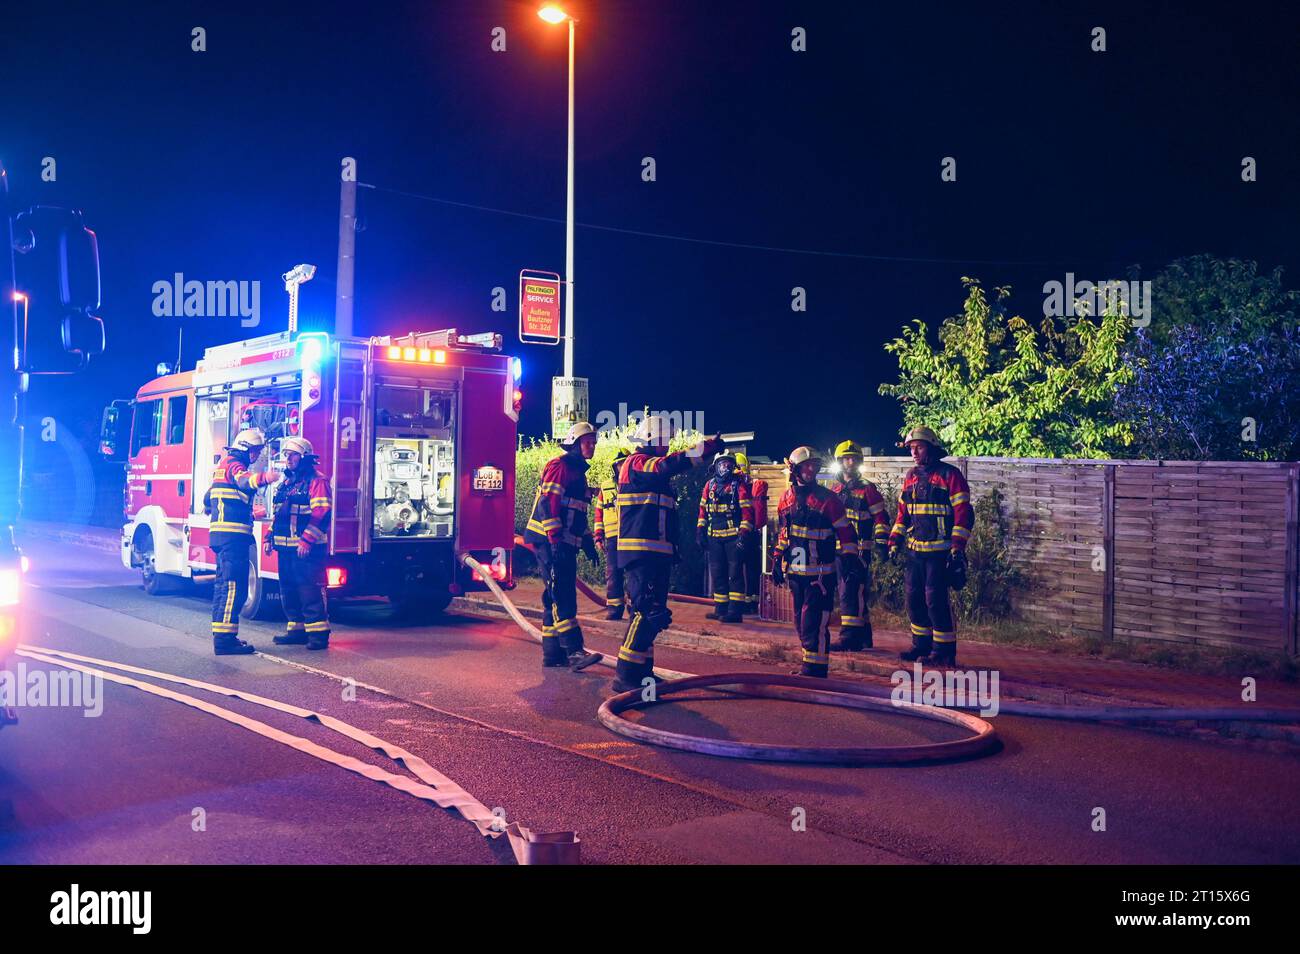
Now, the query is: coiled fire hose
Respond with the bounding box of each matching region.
[467,551,1300,764]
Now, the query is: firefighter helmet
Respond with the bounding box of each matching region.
[901,426,944,451]
[788,445,822,476]
[713,451,736,467]
[281,436,315,458]
[229,428,267,452]
[834,439,863,459]
[561,421,597,446]
[733,452,751,475]
[635,414,676,447]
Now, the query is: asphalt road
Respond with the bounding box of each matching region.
[2,537,1298,865]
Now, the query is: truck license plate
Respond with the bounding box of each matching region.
[473,466,504,492]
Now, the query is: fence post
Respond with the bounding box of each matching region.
[1285,462,1299,657]
[1102,464,1116,641]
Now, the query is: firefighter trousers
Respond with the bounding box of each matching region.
[535,541,585,662]
[617,557,673,684]
[276,546,329,646]
[604,551,626,614]
[837,561,873,645]
[706,536,746,618]
[905,551,956,652]
[789,574,833,677]
[211,541,250,644]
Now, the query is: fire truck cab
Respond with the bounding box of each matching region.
[101,328,519,619]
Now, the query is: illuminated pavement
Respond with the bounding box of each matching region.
[2,536,1298,865]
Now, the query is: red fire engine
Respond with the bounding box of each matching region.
[100,328,520,619]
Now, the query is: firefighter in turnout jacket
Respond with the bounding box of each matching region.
[265,437,332,650]
[592,448,629,620]
[735,452,767,614]
[829,440,889,651]
[612,416,722,693]
[771,447,862,678]
[204,428,281,655]
[524,422,603,671]
[888,426,973,666]
[696,452,754,623]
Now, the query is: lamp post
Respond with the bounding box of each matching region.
[538,5,575,379]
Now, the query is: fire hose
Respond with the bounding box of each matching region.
[466,550,1300,763]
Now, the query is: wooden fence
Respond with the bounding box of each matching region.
[749,458,1300,656]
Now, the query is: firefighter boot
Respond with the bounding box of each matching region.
[899,640,931,662]
[273,624,308,646]
[721,600,745,624]
[541,636,569,668]
[611,664,662,695]
[213,635,256,656]
[831,626,866,652]
[562,632,603,672]
[925,644,957,667]
[605,606,625,621]
[306,635,330,651]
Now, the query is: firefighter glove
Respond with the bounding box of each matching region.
[696,527,707,549]
[581,536,599,564]
[771,559,786,587]
[947,549,968,589]
[874,543,889,563]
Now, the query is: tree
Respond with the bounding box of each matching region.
[1144,255,1299,345]
[1115,321,1300,461]
[879,279,1134,458]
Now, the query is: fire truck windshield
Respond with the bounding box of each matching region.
[372,384,456,540]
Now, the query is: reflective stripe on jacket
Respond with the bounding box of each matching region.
[888,462,974,553]
[207,454,276,546]
[524,452,591,548]
[271,468,332,549]
[696,476,754,538]
[829,477,890,549]
[773,483,858,576]
[616,448,701,565]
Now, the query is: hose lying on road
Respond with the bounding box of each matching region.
[465,554,999,764]
[467,553,1300,760]
[513,535,712,607]
[17,645,577,865]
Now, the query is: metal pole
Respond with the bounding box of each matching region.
[335,177,357,338]
[563,16,575,379]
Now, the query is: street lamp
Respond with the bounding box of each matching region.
[538,4,576,380]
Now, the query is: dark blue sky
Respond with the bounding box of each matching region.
[5,0,1298,455]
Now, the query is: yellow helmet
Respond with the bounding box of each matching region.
[733,452,750,475]
[834,439,862,459]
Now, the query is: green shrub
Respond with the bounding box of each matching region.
[514,425,708,590]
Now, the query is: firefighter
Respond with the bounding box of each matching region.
[613,416,721,693]
[829,439,890,651]
[204,427,281,655]
[735,452,767,614]
[696,451,754,623]
[770,447,861,678]
[592,447,628,620]
[887,426,973,667]
[523,422,603,671]
[265,436,332,650]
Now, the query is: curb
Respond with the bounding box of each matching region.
[451,593,1300,749]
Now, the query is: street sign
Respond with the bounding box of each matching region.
[519,270,562,345]
[551,377,589,439]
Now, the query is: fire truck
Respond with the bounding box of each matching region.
[100,328,520,619]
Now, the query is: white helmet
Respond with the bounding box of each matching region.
[281,436,315,457]
[229,428,267,452]
[635,413,676,447]
[561,421,597,445]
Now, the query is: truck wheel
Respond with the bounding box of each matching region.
[136,529,180,596]
[241,543,280,620]
[390,588,453,622]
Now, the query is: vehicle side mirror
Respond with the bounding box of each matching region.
[99,399,131,461]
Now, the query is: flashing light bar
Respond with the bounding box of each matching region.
[385,345,447,365]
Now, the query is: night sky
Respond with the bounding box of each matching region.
[5,0,1299,457]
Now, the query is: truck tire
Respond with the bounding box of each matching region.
[135,528,181,596]
[241,542,280,620]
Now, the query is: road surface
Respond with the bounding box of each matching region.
[2,537,1298,865]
